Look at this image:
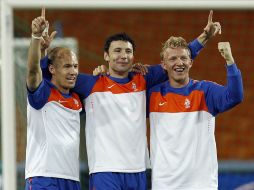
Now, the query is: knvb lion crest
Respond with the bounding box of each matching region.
[184,98,191,109]
[132,82,137,91]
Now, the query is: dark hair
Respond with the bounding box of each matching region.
[104,33,136,53]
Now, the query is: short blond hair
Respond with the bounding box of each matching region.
[160,36,190,59]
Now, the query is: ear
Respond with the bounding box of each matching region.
[104,52,109,62]
[48,64,55,75]
[189,59,193,68]
[161,61,167,70]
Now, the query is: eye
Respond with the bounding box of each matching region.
[126,49,133,54]
[114,48,121,53]
[181,56,189,61]
[168,57,177,62]
[64,64,72,68]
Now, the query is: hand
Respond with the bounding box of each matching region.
[131,63,149,75]
[218,42,235,65]
[203,10,221,39]
[31,7,48,38]
[41,22,57,53]
[93,65,109,76]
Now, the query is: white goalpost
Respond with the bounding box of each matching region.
[1,1,254,190]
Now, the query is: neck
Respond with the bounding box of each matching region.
[109,68,129,79]
[51,80,70,94]
[169,78,190,88]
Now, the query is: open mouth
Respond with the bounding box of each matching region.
[116,61,129,64]
[174,67,185,73]
[66,77,76,82]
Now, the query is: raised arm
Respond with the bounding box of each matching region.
[219,42,243,103]
[205,42,243,116]
[197,10,221,46]
[26,7,47,91]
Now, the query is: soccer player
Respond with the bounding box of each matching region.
[25,8,82,190]
[73,14,220,189]
[40,9,221,189]
[148,37,243,190]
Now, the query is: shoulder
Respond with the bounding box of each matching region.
[27,79,52,95]
[200,80,222,88]
[191,79,222,89]
[27,79,53,110]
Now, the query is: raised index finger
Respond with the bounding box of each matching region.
[208,10,213,24]
[41,7,45,19]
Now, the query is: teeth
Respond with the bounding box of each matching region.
[175,68,184,72]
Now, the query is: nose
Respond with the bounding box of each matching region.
[176,58,184,65]
[70,65,78,75]
[120,52,127,59]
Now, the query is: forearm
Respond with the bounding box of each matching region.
[215,65,243,112]
[226,64,244,103]
[145,64,168,89]
[197,31,210,46]
[206,65,243,115]
[41,48,47,58]
[188,39,204,59]
[225,55,235,66]
[27,37,43,91]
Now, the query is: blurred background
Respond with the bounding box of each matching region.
[1,1,254,190]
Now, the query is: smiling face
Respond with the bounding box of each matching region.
[162,47,193,88]
[104,40,134,78]
[49,48,78,93]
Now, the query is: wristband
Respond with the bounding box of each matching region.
[31,34,43,40]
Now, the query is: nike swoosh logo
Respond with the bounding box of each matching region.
[58,100,68,103]
[159,102,167,106]
[108,84,115,89]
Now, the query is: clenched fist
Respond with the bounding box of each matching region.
[218,42,235,65]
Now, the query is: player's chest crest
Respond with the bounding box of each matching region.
[156,96,194,112]
[184,98,191,109]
